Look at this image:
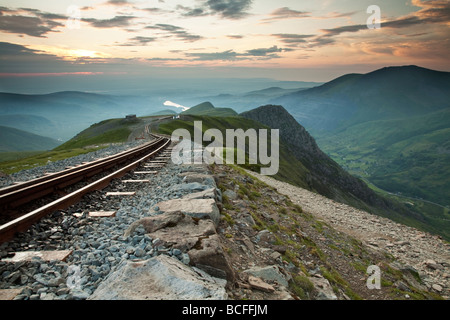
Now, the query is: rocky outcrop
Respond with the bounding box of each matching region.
[240,105,397,213]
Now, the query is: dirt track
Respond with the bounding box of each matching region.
[246,170,450,299]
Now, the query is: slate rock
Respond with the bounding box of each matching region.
[89,255,227,300]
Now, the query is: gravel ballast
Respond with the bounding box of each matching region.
[0,143,220,300]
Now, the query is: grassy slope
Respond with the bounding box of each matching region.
[0,147,104,174]
[158,115,311,190]
[0,118,140,174]
[182,102,238,117]
[55,118,139,150]
[316,110,450,239]
[317,109,450,205]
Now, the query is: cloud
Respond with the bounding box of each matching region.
[245,45,292,57]
[296,2,450,49]
[185,45,291,61]
[272,34,314,46]
[177,5,208,18]
[177,0,253,20]
[186,49,240,61]
[0,72,104,77]
[83,15,136,28]
[0,7,65,37]
[105,0,132,6]
[0,15,61,37]
[263,7,310,22]
[227,34,244,39]
[147,57,184,61]
[146,24,203,42]
[164,100,189,111]
[118,36,157,46]
[0,42,70,72]
[0,41,41,55]
[205,0,253,19]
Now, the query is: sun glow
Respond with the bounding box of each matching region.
[28,45,109,61]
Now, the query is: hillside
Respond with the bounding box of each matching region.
[0,126,60,152]
[270,65,450,213]
[181,102,238,117]
[0,115,150,174]
[157,106,444,239]
[273,65,450,132]
[55,117,143,151]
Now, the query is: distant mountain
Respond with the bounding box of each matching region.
[188,86,313,113]
[240,105,392,211]
[270,65,450,225]
[181,102,238,117]
[0,114,57,137]
[148,109,178,116]
[272,65,450,132]
[0,91,170,141]
[243,87,303,98]
[0,126,60,152]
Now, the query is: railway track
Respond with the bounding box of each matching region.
[0,134,172,244]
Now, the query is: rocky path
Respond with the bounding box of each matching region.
[247,170,450,299]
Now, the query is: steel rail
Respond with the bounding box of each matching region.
[0,137,163,196]
[0,136,171,243]
[0,136,166,210]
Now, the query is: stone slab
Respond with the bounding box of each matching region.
[89,211,117,218]
[3,250,72,263]
[157,199,220,226]
[106,192,136,196]
[248,276,275,293]
[88,255,227,300]
[181,188,216,200]
[0,289,22,300]
[134,171,158,174]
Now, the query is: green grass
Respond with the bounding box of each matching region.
[0,117,142,175]
[181,101,238,117]
[362,179,450,241]
[0,150,45,163]
[158,114,311,191]
[0,147,105,174]
[55,118,137,151]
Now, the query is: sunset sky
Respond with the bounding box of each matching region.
[0,0,449,90]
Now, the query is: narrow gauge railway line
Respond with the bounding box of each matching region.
[0,134,171,244]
